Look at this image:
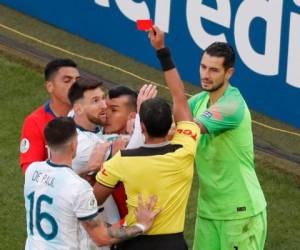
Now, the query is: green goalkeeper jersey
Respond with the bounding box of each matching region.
[189,85,266,220]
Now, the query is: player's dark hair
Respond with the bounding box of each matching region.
[204,42,235,70]
[44,59,77,81]
[108,86,137,111]
[139,98,172,138]
[44,117,76,148]
[68,78,103,105]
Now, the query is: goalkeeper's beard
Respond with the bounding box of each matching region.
[201,79,225,92]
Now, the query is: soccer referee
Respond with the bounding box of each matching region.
[93,27,200,250]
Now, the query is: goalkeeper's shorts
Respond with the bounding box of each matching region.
[193,209,267,250]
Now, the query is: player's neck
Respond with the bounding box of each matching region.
[74,115,98,132]
[115,127,127,135]
[49,153,72,168]
[49,99,71,117]
[144,136,167,144]
[208,82,228,106]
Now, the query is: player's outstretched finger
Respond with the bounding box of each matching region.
[143,84,153,96]
[152,26,159,34]
[146,195,158,210]
[140,84,148,95]
[148,85,157,98]
[148,29,155,40]
[152,207,161,217]
[137,193,144,209]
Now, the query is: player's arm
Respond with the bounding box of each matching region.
[193,119,208,134]
[126,84,157,149]
[93,182,114,205]
[148,27,193,123]
[77,142,111,176]
[20,117,46,174]
[93,152,122,205]
[80,195,159,246]
[193,96,244,134]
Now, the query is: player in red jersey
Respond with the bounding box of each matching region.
[104,85,157,219]
[19,59,80,174]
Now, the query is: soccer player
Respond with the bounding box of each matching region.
[104,84,157,219]
[24,117,160,250]
[104,85,138,135]
[150,27,267,249]
[68,78,109,177]
[92,28,200,250]
[20,59,80,174]
[68,78,122,250]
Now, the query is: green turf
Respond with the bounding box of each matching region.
[1,52,300,250]
[0,55,45,249]
[0,4,300,249]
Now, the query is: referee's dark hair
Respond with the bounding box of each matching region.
[68,78,103,105]
[44,117,77,150]
[45,59,77,81]
[205,42,235,70]
[139,98,172,138]
[108,86,137,112]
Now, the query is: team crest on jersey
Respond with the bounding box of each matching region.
[20,138,30,153]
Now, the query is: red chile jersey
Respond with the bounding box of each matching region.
[20,101,56,174]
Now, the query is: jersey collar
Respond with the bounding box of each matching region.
[76,124,103,134]
[143,141,170,148]
[46,160,71,168]
[44,101,56,117]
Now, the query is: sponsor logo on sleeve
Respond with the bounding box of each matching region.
[202,111,213,119]
[177,129,198,141]
[88,197,97,209]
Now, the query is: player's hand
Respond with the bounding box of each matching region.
[148,26,165,50]
[135,194,161,232]
[137,84,158,113]
[87,142,111,172]
[111,137,128,155]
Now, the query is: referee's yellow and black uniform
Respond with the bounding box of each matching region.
[96,121,200,250]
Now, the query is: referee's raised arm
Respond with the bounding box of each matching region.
[148,26,193,123]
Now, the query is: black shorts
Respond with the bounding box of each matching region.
[114,232,188,250]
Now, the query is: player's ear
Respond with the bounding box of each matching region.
[46,81,54,94]
[73,102,83,115]
[140,122,146,134]
[128,111,136,120]
[141,122,149,142]
[225,67,234,81]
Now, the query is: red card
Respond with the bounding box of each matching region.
[137,19,153,31]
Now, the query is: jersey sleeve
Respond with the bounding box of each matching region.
[72,135,94,174]
[74,184,99,220]
[20,116,47,174]
[171,121,200,156]
[188,92,206,117]
[96,152,122,188]
[196,95,245,134]
[188,94,198,115]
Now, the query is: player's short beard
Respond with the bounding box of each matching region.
[202,80,225,92]
[87,114,105,126]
